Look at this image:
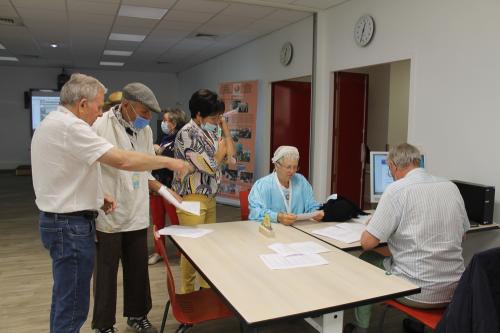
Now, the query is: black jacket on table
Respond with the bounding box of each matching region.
[435,246,500,333]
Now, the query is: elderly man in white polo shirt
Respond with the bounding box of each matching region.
[31,74,189,333]
[344,143,469,333]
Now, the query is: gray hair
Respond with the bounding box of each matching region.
[164,107,188,130]
[59,73,107,106]
[387,143,421,168]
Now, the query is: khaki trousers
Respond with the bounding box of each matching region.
[177,194,216,293]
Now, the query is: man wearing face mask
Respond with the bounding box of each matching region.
[91,83,182,333]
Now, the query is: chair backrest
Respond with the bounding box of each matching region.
[164,202,180,225]
[239,190,249,220]
[153,226,177,304]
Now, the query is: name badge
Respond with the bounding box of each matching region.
[132,173,140,189]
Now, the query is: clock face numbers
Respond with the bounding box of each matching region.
[280,42,293,66]
[354,15,374,47]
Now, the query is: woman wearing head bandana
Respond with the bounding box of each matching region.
[248,146,324,225]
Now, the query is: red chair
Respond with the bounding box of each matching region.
[164,201,180,225]
[153,226,235,333]
[378,299,446,331]
[239,190,249,220]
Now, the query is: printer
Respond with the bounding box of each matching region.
[452,180,495,225]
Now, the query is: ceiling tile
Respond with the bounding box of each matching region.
[114,16,159,30]
[15,7,67,20]
[155,20,200,32]
[163,10,214,23]
[68,13,115,27]
[263,9,310,22]
[206,14,256,28]
[221,4,276,19]
[291,0,346,10]
[0,4,19,17]
[111,26,151,36]
[121,0,176,8]
[12,0,66,11]
[67,0,119,15]
[172,0,229,14]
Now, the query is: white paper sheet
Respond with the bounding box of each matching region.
[336,222,366,233]
[269,241,331,256]
[312,226,361,244]
[159,188,200,216]
[296,211,320,221]
[158,225,213,238]
[259,253,328,270]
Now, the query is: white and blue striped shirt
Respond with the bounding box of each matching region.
[367,168,469,303]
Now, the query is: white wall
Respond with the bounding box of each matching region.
[178,17,314,180]
[312,0,500,218]
[0,66,179,169]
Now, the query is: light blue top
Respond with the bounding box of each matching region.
[248,172,320,223]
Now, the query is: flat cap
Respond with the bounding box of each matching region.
[122,82,161,113]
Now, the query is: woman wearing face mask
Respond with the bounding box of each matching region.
[248,146,324,226]
[148,107,188,265]
[172,89,235,293]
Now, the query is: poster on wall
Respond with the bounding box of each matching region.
[217,80,258,205]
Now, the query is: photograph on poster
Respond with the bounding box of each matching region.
[240,172,253,183]
[239,128,252,139]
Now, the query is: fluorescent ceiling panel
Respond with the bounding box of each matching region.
[103,50,133,56]
[0,43,5,49]
[100,61,124,66]
[0,56,19,61]
[109,33,146,42]
[118,5,167,19]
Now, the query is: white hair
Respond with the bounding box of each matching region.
[59,73,107,106]
[388,143,421,168]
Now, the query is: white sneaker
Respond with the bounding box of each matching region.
[148,253,161,265]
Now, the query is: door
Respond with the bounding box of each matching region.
[271,81,311,179]
[331,72,368,207]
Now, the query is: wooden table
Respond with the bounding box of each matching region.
[293,219,500,251]
[169,221,420,332]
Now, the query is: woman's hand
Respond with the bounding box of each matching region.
[277,212,297,226]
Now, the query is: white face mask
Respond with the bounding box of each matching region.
[161,121,170,135]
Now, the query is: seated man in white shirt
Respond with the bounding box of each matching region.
[344,143,469,333]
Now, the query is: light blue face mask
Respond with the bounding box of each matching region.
[161,121,170,135]
[130,103,149,130]
[202,122,218,134]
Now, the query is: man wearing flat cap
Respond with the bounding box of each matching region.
[91,82,179,333]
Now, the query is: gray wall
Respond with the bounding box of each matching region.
[0,66,179,169]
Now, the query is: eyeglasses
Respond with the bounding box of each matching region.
[277,162,299,172]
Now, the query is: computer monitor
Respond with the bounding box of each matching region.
[30,90,60,133]
[369,151,425,203]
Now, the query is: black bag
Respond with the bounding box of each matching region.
[320,195,368,222]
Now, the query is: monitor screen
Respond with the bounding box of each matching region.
[369,151,425,203]
[31,90,60,132]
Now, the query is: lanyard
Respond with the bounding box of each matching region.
[274,172,292,213]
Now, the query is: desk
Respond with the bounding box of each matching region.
[293,220,500,251]
[169,221,419,332]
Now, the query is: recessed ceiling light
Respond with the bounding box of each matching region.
[100,61,124,66]
[49,43,59,48]
[118,5,168,20]
[0,56,18,61]
[0,43,5,49]
[103,50,133,57]
[109,33,146,42]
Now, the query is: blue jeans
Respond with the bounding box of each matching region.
[39,212,96,333]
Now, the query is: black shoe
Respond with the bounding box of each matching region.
[94,327,117,333]
[403,318,425,333]
[127,316,158,333]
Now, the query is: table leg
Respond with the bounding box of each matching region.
[305,311,344,333]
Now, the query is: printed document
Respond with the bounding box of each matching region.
[260,253,328,270]
[312,226,362,244]
[268,241,330,256]
[158,225,213,238]
[159,188,200,216]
